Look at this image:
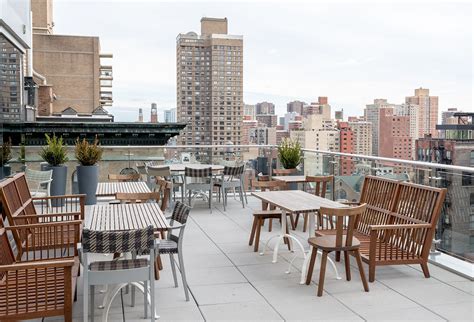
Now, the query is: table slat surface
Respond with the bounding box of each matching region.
[96,182,150,197]
[251,190,345,213]
[166,164,225,172]
[86,203,170,231]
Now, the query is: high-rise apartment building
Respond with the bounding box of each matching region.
[394,103,420,158]
[303,97,331,119]
[164,108,177,123]
[255,101,275,115]
[242,119,258,145]
[0,0,35,123]
[256,114,278,128]
[405,87,439,138]
[287,100,305,115]
[150,103,158,123]
[378,107,412,160]
[177,18,243,159]
[243,104,256,120]
[348,118,372,156]
[338,121,354,175]
[364,98,397,156]
[441,108,459,124]
[249,126,276,145]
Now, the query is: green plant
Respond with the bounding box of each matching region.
[39,134,69,166]
[75,136,103,166]
[1,139,12,166]
[277,138,302,169]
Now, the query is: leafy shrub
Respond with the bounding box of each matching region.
[39,134,69,166]
[277,138,302,169]
[1,139,12,166]
[75,136,103,166]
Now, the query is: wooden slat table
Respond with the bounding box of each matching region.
[271,175,307,183]
[251,190,345,284]
[85,203,170,232]
[96,181,150,197]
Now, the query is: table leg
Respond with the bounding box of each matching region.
[271,210,305,263]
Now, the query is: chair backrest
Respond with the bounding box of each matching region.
[170,201,191,225]
[305,175,333,198]
[0,173,37,226]
[115,192,161,204]
[136,164,148,175]
[25,168,53,183]
[184,167,212,178]
[82,226,154,254]
[251,179,286,210]
[319,204,367,248]
[147,166,171,178]
[155,178,172,211]
[356,175,401,235]
[223,165,245,177]
[273,168,298,176]
[0,225,15,280]
[108,173,141,182]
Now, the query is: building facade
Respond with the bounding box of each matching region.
[150,103,158,123]
[31,0,113,116]
[378,107,412,160]
[243,104,255,120]
[0,0,35,124]
[405,87,438,138]
[176,18,243,160]
[287,100,305,115]
[164,108,177,123]
[338,121,354,175]
[256,114,277,128]
[255,101,275,115]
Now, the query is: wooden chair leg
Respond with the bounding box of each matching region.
[268,218,273,232]
[344,251,351,281]
[369,260,376,283]
[288,214,296,230]
[249,217,258,246]
[294,213,300,229]
[303,213,308,233]
[317,251,329,297]
[284,221,291,251]
[254,218,262,252]
[305,247,318,285]
[420,262,430,278]
[335,251,341,262]
[354,250,369,292]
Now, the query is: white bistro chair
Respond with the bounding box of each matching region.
[82,226,157,322]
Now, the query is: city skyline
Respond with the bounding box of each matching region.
[53,1,472,122]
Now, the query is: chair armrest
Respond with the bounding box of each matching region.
[0,258,76,271]
[13,212,83,223]
[32,193,86,201]
[168,223,185,231]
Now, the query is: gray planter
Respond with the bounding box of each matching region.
[0,165,11,180]
[77,165,98,205]
[45,165,67,207]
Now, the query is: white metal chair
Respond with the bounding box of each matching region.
[81,226,157,322]
[214,165,246,211]
[159,201,191,301]
[148,165,184,203]
[25,168,52,198]
[184,167,213,209]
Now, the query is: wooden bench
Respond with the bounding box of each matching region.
[316,175,446,282]
[0,173,85,259]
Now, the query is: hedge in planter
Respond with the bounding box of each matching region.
[75,137,103,205]
[39,134,69,206]
[0,139,12,179]
[278,138,302,169]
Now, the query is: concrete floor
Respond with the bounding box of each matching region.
[45,196,473,321]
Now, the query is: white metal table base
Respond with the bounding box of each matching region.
[259,209,341,284]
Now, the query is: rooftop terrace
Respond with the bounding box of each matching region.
[37,197,473,322]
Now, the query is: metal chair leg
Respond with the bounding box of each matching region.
[178,252,190,301]
[170,254,178,287]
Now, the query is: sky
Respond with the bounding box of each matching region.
[53,0,473,122]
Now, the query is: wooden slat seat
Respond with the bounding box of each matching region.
[315,176,446,282]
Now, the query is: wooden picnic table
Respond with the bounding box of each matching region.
[251,190,345,284]
[85,202,170,232]
[96,181,150,197]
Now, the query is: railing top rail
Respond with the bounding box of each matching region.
[302,148,474,174]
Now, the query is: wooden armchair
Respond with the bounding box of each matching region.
[0,217,80,321]
[0,173,85,260]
